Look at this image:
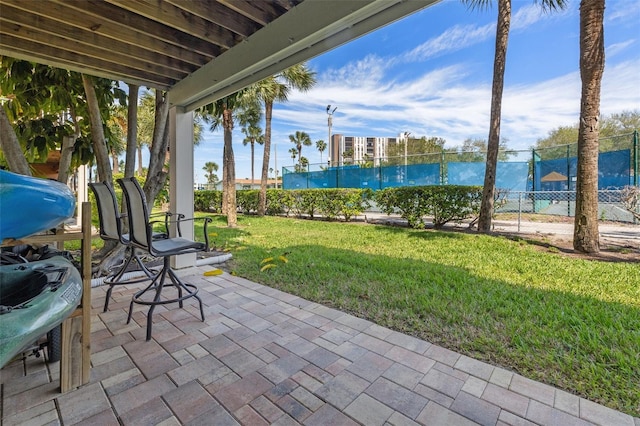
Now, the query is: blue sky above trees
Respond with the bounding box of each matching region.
[194,0,639,182]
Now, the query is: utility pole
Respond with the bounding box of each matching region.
[274,143,278,189]
[404,131,411,166]
[327,105,337,166]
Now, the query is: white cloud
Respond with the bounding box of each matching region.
[606,0,640,24]
[606,39,636,58]
[402,22,495,63]
[272,57,639,158]
[511,2,573,31]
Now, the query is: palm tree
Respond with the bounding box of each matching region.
[463,0,566,233]
[202,161,219,185]
[289,131,312,163]
[298,156,309,173]
[288,147,298,165]
[202,93,246,227]
[573,0,604,253]
[238,104,264,187]
[201,91,256,226]
[251,63,316,216]
[316,139,327,164]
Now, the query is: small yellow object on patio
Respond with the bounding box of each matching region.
[203,269,223,276]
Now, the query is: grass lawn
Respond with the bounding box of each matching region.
[201,214,639,416]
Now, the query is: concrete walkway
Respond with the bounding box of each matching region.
[2,267,638,425]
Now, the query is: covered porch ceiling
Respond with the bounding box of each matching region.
[0,0,437,111]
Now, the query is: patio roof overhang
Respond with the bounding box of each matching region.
[0,0,437,111]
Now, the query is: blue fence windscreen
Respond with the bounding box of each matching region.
[534,149,630,190]
[448,162,529,191]
[283,149,631,191]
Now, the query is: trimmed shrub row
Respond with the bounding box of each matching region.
[195,185,482,227]
[373,185,482,228]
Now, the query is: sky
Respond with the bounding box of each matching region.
[193,0,640,183]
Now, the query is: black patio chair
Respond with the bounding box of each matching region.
[89,182,175,312]
[117,177,211,341]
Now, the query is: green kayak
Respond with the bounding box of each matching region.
[0,256,82,368]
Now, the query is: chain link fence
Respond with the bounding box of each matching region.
[495,189,638,224]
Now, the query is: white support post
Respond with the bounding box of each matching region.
[76,164,88,230]
[169,106,196,269]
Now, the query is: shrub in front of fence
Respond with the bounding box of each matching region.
[266,189,295,216]
[237,190,259,214]
[194,190,222,212]
[374,185,482,229]
[195,187,482,226]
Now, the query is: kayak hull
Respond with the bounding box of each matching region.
[0,256,83,368]
[0,169,76,241]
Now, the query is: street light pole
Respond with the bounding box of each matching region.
[404,131,411,184]
[327,105,337,167]
[404,131,411,167]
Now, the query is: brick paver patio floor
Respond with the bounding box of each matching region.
[2,265,638,425]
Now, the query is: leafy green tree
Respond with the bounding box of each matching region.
[604,110,640,134]
[574,0,605,253]
[0,58,125,182]
[462,0,567,233]
[250,63,316,216]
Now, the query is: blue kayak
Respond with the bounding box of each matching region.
[0,256,83,367]
[0,169,76,241]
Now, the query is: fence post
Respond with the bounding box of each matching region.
[566,144,571,217]
[634,129,638,187]
[532,149,538,213]
[518,192,522,232]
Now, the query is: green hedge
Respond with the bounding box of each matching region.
[194,186,481,227]
[373,185,482,228]
[194,190,222,212]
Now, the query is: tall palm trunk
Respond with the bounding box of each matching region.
[573,0,604,253]
[137,147,143,176]
[258,101,274,216]
[477,0,510,233]
[250,141,255,187]
[82,74,112,184]
[223,107,237,227]
[124,84,139,179]
[143,90,170,204]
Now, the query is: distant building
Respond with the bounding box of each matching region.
[196,178,280,191]
[329,133,408,166]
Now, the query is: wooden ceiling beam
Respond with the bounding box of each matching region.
[0,21,188,83]
[216,0,283,26]
[164,0,261,38]
[105,0,241,49]
[0,33,174,89]
[0,5,195,78]
[44,0,223,59]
